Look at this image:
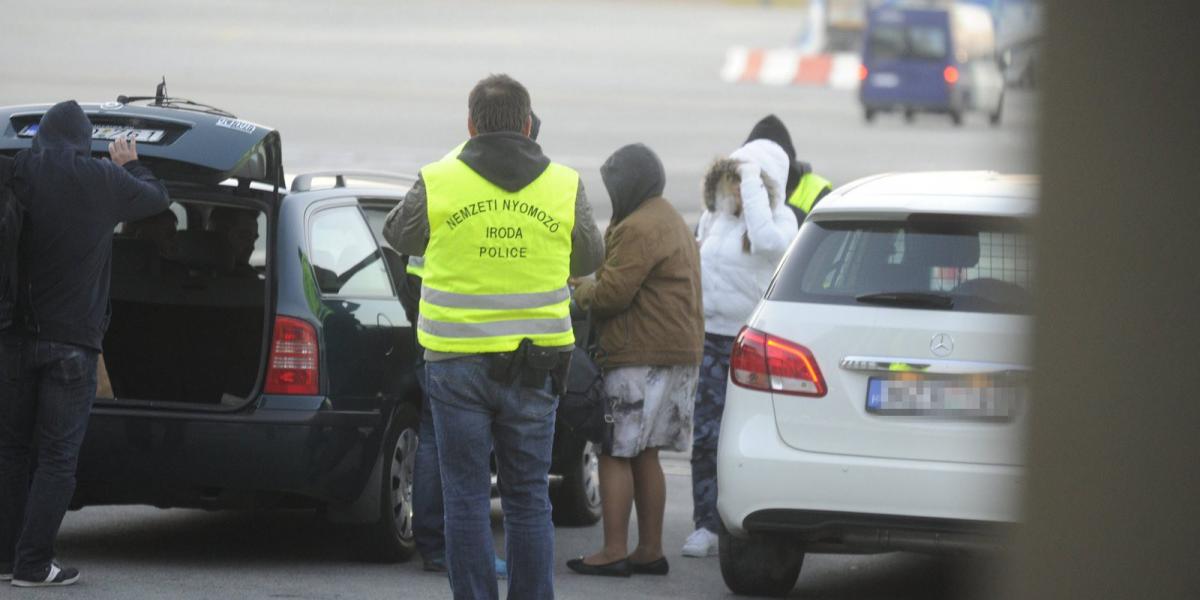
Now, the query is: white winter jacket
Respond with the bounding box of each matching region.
[697,140,799,336]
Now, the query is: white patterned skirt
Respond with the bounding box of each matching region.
[603,364,700,458]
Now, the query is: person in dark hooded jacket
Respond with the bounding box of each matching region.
[566,144,703,578]
[743,114,832,223]
[0,100,168,587]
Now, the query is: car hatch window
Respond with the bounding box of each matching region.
[309,206,394,298]
[768,214,1033,314]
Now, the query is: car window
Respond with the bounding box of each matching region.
[868,24,949,61]
[360,204,396,250]
[309,206,394,297]
[768,215,1032,314]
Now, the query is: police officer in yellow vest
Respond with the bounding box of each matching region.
[384,74,602,600]
[743,114,832,223]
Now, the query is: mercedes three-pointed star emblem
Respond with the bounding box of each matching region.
[930,333,954,357]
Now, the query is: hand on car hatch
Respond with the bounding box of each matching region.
[109,135,138,167]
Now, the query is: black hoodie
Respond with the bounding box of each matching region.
[11,100,169,350]
[601,143,665,226]
[744,114,806,198]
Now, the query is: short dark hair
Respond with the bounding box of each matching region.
[468,74,531,134]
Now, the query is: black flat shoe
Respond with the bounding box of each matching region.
[566,557,633,577]
[629,556,669,575]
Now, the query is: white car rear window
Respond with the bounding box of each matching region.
[768,214,1032,314]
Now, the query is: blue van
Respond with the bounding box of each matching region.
[859,4,1005,126]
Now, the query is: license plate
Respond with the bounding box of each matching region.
[18,124,166,144]
[866,376,1023,419]
[871,72,901,88]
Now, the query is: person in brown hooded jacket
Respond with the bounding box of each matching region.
[567,143,703,577]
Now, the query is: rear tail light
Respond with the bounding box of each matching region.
[731,327,826,397]
[264,316,319,395]
[858,64,869,81]
[943,65,960,84]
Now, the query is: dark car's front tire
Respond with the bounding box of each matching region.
[358,402,419,562]
[719,531,804,597]
[550,438,602,526]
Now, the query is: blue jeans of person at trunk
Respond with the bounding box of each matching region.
[427,355,557,600]
[0,332,98,579]
[692,332,735,534]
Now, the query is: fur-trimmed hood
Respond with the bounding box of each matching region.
[702,139,789,216]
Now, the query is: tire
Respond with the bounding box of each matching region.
[719,532,804,597]
[950,110,964,126]
[357,402,419,562]
[904,109,916,123]
[550,439,602,526]
[863,108,876,123]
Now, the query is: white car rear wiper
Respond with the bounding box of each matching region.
[855,291,954,309]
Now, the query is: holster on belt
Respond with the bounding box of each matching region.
[487,338,572,396]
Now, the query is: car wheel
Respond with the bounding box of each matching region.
[950,110,964,126]
[550,439,602,526]
[359,402,419,562]
[863,108,877,123]
[719,532,804,597]
[904,109,916,123]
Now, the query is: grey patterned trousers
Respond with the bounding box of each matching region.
[691,332,734,533]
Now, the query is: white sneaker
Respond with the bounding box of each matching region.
[681,528,719,557]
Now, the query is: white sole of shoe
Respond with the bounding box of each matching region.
[11,573,80,587]
[681,546,718,558]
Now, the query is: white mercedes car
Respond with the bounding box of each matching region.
[716,171,1035,597]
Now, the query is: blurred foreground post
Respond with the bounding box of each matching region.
[1011,2,1200,599]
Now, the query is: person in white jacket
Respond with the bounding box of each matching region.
[683,139,798,557]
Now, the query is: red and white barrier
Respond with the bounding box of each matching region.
[721,47,862,91]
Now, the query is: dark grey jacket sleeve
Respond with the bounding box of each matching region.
[109,160,169,223]
[383,176,430,256]
[570,180,604,277]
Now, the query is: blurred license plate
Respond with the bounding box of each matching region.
[871,73,901,88]
[866,376,1022,419]
[18,124,165,144]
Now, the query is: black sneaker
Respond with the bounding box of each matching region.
[11,562,80,587]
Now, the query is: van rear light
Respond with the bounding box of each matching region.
[943,65,960,84]
[858,64,869,81]
[731,327,826,397]
[264,316,319,395]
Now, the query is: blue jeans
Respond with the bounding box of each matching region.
[0,333,98,578]
[412,368,446,562]
[427,356,557,600]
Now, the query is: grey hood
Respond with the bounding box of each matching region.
[32,100,92,155]
[601,143,665,226]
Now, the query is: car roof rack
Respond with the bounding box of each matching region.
[290,170,418,193]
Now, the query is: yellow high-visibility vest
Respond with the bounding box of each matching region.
[417,157,577,353]
[787,172,832,216]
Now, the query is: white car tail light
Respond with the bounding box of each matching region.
[731,327,827,397]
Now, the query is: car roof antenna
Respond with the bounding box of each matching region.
[155,77,167,106]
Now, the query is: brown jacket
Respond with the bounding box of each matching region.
[574,196,703,368]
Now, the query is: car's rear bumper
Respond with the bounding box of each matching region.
[74,398,388,510]
[716,389,1022,544]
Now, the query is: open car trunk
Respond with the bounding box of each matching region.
[102,191,273,408]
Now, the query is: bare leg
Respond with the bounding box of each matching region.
[583,455,634,565]
[629,449,666,563]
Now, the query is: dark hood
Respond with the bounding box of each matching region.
[744,114,800,196]
[457,132,550,193]
[601,143,665,226]
[32,100,92,155]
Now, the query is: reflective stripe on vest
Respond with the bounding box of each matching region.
[406,256,425,278]
[418,157,577,353]
[786,173,832,215]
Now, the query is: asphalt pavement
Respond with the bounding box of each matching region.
[1,0,1032,597]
